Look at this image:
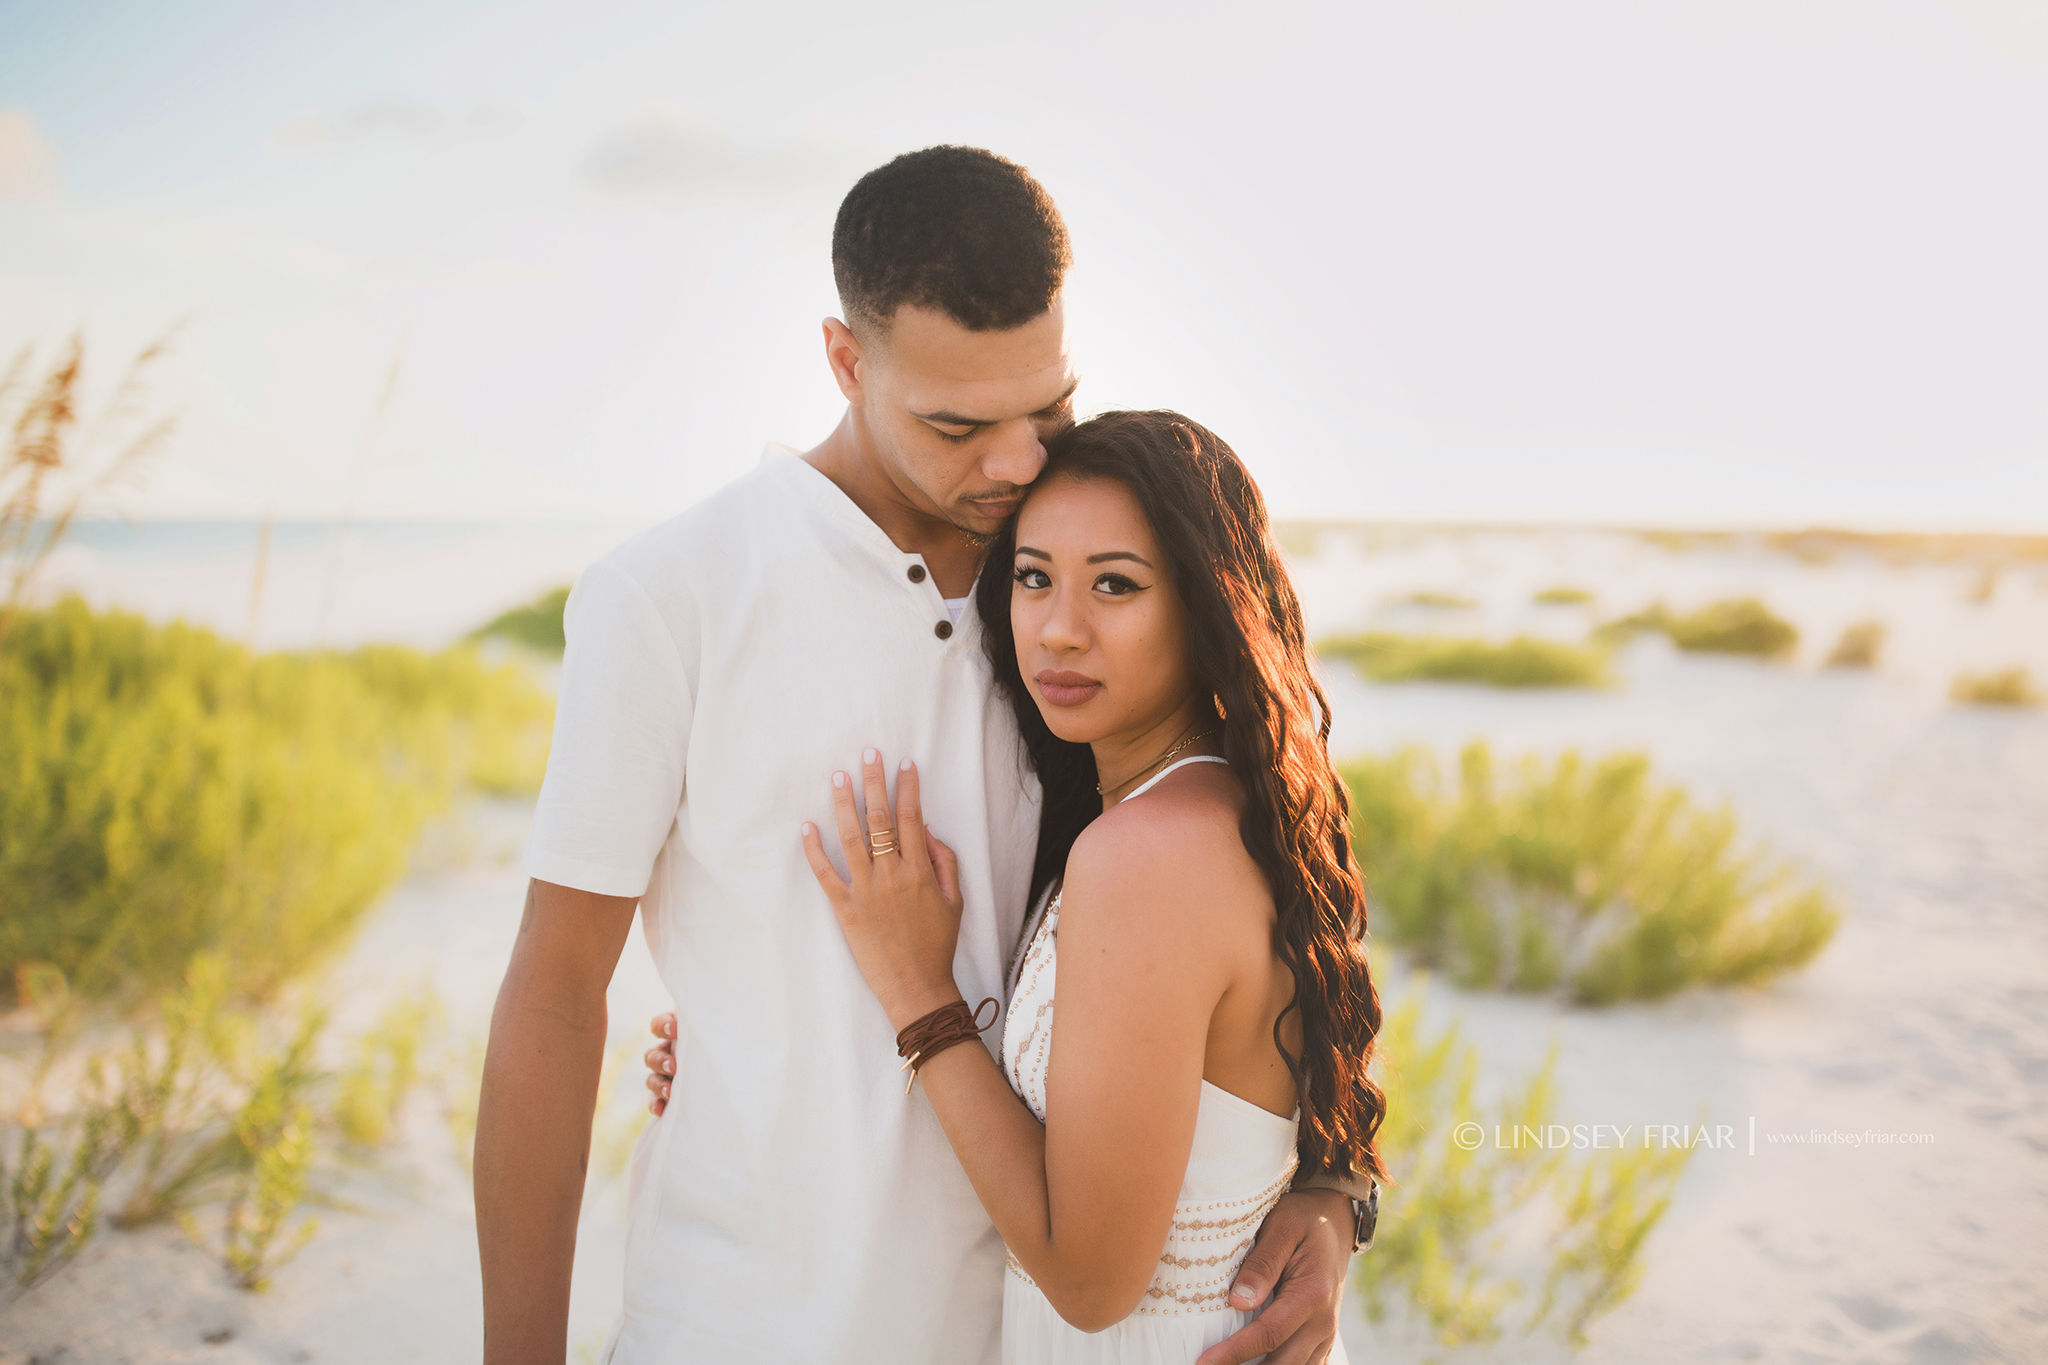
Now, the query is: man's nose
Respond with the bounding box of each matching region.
[982,420,1048,491]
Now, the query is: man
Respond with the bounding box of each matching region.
[476,145,1367,1365]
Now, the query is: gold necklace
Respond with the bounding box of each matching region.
[1096,728,1219,797]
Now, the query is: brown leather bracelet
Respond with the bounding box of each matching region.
[896,998,1000,1093]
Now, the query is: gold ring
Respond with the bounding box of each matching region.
[868,830,899,858]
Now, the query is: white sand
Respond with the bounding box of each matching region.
[6,527,2045,1362]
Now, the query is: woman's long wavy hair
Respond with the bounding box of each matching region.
[974,409,1385,1183]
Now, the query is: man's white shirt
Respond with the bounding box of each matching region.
[525,447,1039,1364]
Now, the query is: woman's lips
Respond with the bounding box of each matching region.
[1035,669,1102,707]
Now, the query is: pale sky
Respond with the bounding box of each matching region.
[2,0,2045,527]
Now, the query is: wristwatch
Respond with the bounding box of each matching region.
[1350,1184,1379,1253]
[1289,1170,1380,1253]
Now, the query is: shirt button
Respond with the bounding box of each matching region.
[907,564,927,583]
[934,620,954,640]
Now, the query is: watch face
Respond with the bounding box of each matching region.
[1354,1186,1379,1252]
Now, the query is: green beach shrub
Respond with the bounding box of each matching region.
[441,1028,488,1180]
[187,1005,327,1292]
[1341,744,1840,1004]
[1598,597,1798,659]
[1355,997,1691,1347]
[1321,632,1610,689]
[1950,667,2040,708]
[1393,590,1477,609]
[0,596,554,1004]
[4,956,460,1294]
[335,989,442,1148]
[1824,620,1885,668]
[470,585,571,657]
[1,965,124,1293]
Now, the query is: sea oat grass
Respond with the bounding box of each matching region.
[1,336,178,648]
[1533,586,1595,605]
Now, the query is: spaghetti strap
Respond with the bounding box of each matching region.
[1121,754,1228,803]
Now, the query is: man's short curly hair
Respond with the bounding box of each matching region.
[832,146,1071,336]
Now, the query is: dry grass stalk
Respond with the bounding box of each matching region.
[0,333,180,648]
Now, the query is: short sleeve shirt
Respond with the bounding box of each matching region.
[525,448,1038,1364]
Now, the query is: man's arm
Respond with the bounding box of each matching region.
[476,878,639,1365]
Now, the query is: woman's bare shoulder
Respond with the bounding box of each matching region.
[1063,767,1269,938]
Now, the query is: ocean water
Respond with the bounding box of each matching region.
[34,519,646,650]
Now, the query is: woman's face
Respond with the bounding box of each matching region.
[1010,472,1197,746]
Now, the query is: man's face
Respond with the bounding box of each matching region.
[852,298,1077,537]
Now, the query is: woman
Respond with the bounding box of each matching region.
[661,411,1384,1361]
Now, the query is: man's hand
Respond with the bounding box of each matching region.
[645,1011,677,1115]
[1197,1188,1352,1365]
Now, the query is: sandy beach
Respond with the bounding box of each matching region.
[6,525,2045,1363]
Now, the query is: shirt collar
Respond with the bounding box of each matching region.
[759,444,989,651]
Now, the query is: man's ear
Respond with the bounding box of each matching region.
[822,316,867,406]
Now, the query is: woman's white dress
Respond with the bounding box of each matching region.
[998,756,1343,1364]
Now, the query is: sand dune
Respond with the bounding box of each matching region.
[7,526,2044,1363]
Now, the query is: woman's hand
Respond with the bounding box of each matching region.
[802,749,966,1032]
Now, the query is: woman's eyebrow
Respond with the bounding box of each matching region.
[1014,546,1154,568]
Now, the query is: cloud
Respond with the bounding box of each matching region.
[0,109,60,202]
[274,101,508,149]
[582,112,860,196]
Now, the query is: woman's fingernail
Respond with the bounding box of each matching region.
[663,1058,674,1074]
[900,758,913,771]
[661,1082,671,1098]
[863,747,878,764]
[832,772,846,788]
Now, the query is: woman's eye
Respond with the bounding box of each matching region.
[1093,573,1143,596]
[1012,566,1051,590]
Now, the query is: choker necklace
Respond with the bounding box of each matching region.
[1097,728,1219,797]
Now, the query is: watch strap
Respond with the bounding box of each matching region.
[1289,1168,1377,1203]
